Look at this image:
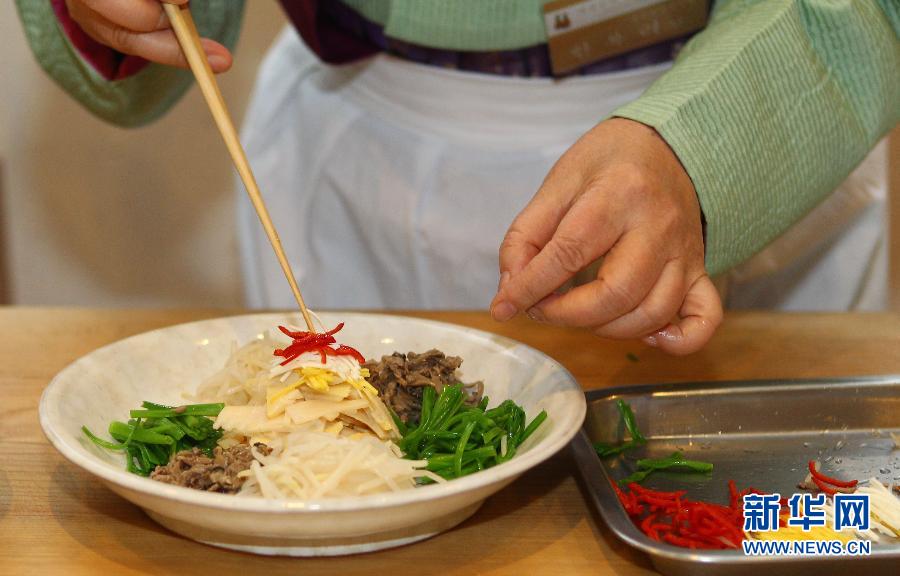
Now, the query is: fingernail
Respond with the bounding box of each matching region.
[658,324,684,341]
[526,307,545,323]
[498,271,510,291]
[491,301,516,322]
[208,54,227,69]
[643,335,658,347]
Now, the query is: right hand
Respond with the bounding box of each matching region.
[65,0,233,72]
[491,118,722,355]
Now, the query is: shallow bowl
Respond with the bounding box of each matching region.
[40,312,586,555]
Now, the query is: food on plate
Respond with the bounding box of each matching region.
[82,401,225,476]
[364,350,483,423]
[151,442,268,493]
[82,321,546,499]
[398,384,547,480]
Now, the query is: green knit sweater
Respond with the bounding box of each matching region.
[15,0,900,275]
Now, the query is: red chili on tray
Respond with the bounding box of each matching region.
[615,480,768,549]
[274,323,366,365]
[808,460,858,489]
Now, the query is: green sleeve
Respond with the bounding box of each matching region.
[15,0,246,127]
[613,0,900,276]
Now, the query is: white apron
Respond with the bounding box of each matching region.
[237,27,887,312]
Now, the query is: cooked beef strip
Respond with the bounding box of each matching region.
[150,442,271,494]
[363,349,483,423]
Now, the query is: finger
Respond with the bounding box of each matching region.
[491,166,589,322]
[590,259,685,339]
[498,167,582,278]
[522,230,664,327]
[644,274,722,355]
[77,8,232,72]
[497,190,626,317]
[78,0,187,32]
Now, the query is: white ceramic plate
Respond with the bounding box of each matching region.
[40,312,586,556]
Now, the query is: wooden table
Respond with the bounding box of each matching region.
[2,308,898,575]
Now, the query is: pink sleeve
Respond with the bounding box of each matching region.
[51,0,150,80]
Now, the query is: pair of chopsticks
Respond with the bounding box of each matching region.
[163,3,316,332]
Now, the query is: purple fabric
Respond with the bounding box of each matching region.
[277,0,378,64]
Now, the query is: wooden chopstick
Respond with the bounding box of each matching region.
[163,2,316,333]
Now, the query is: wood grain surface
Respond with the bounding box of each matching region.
[2,308,898,575]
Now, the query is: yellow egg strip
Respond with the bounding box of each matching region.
[299,366,337,392]
[267,367,336,406]
[349,378,379,396]
[267,365,381,412]
[267,381,302,405]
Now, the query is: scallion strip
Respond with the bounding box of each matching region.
[82,426,126,451]
[454,421,477,477]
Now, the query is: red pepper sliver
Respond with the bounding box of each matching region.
[728,479,739,508]
[619,483,750,551]
[274,323,366,365]
[611,479,635,514]
[808,460,858,488]
[811,475,838,495]
[629,483,686,499]
[641,514,659,540]
[638,495,681,509]
[335,344,366,364]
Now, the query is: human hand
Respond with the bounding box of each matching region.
[65,0,233,72]
[491,118,722,355]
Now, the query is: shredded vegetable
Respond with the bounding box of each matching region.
[615,481,748,549]
[275,323,365,365]
[856,478,900,539]
[620,451,714,484]
[798,460,858,495]
[808,460,858,488]
[238,420,439,498]
[82,401,224,476]
[594,399,646,458]
[398,384,547,480]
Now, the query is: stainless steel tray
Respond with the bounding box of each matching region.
[571,376,900,575]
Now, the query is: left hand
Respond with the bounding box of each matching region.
[490,118,722,355]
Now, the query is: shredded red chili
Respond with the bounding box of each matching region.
[614,480,774,550]
[274,323,366,365]
[808,460,858,489]
[810,475,838,495]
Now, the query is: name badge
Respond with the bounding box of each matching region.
[543,0,709,75]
